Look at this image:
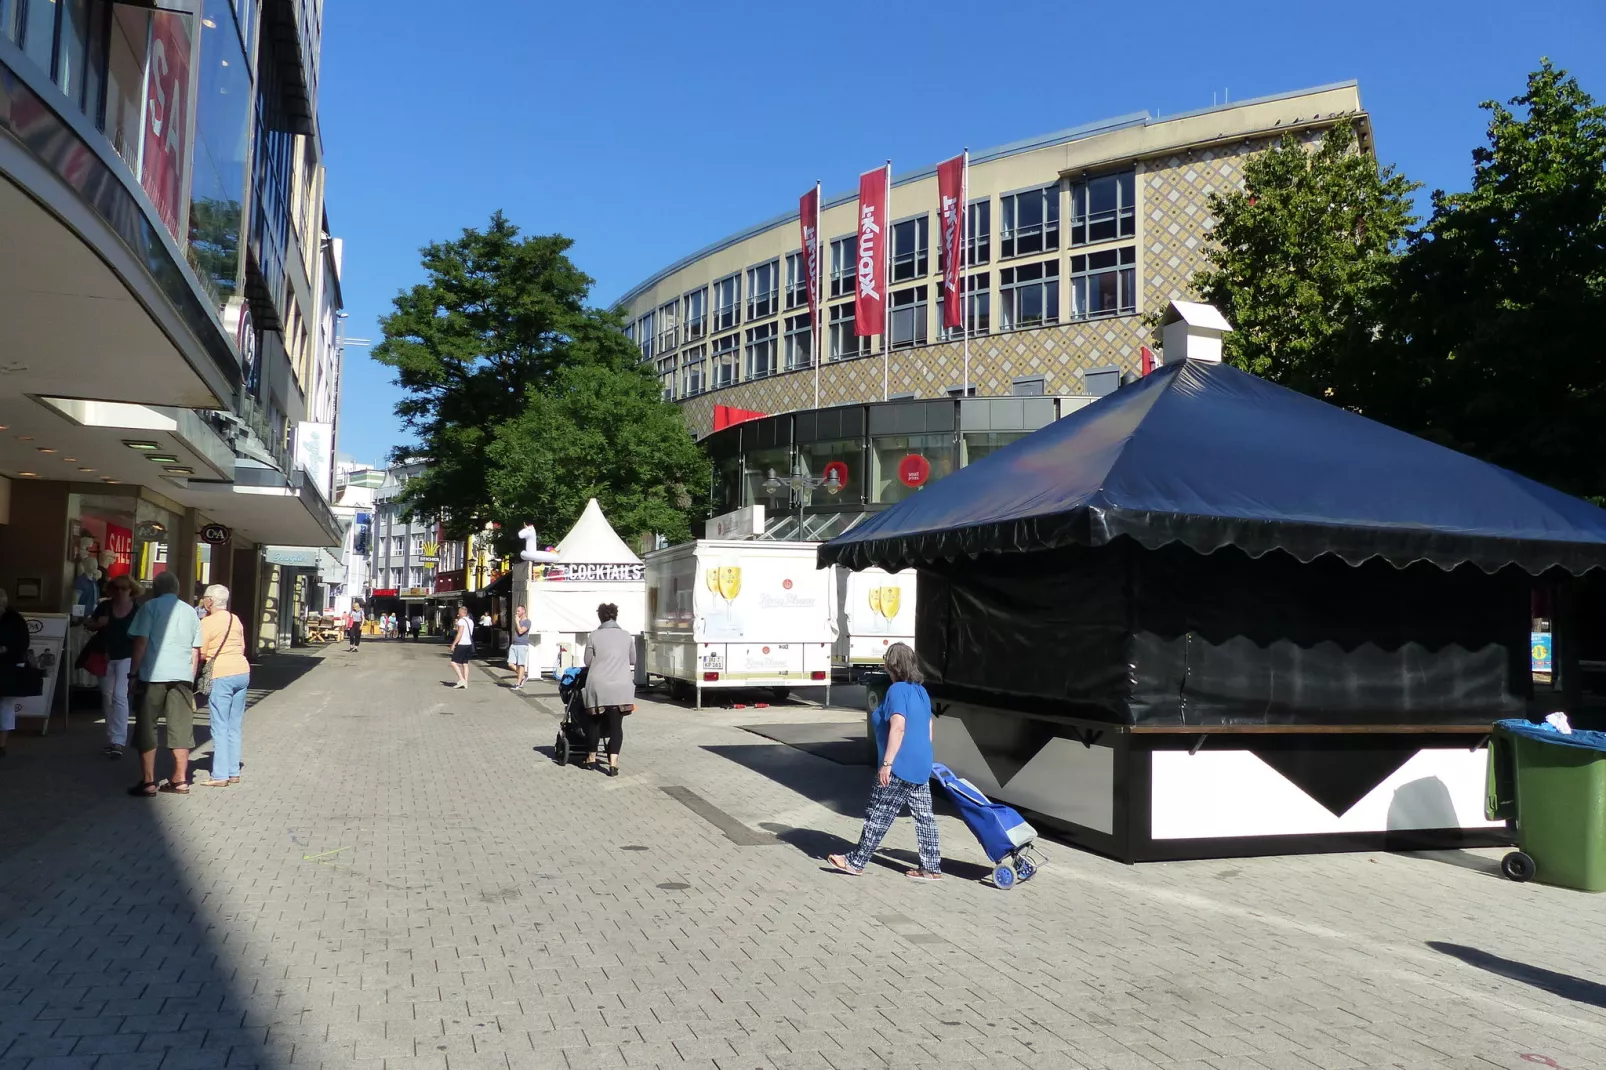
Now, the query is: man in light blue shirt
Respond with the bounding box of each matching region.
[127,571,203,796]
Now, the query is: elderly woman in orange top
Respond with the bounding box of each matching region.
[195,584,250,787]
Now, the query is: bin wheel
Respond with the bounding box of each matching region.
[994,865,1016,890]
[1501,851,1536,883]
[554,733,570,767]
[1016,856,1037,882]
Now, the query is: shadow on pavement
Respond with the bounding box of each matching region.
[759,823,995,883]
[0,650,330,1067]
[1400,849,1505,878]
[1427,942,1606,1008]
[702,743,866,816]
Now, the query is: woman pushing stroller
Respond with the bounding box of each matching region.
[581,602,634,776]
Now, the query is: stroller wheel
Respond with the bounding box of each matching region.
[554,732,571,766]
[1015,856,1037,882]
[993,864,1016,890]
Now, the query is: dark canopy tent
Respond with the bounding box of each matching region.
[821,360,1606,729]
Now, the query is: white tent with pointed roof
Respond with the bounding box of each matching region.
[524,499,647,676]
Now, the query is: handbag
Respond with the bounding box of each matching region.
[196,614,233,698]
[75,627,109,677]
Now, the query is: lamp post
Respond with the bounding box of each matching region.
[761,464,843,537]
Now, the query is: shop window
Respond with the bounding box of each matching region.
[743,445,794,509]
[871,432,956,504]
[961,431,1031,466]
[798,438,866,505]
[714,454,742,513]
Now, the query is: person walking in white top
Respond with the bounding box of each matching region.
[449,604,475,689]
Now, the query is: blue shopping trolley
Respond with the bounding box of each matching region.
[932,763,1044,890]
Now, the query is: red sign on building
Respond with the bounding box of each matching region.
[140,12,191,240]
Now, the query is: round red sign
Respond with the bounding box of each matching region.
[782,579,793,590]
[822,461,850,493]
[898,454,932,488]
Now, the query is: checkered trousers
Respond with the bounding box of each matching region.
[846,776,942,874]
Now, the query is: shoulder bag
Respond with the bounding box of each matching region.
[196,613,234,698]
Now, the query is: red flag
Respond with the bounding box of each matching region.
[1141,345,1155,375]
[937,154,966,329]
[855,165,889,336]
[799,185,822,339]
[142,11,192,240]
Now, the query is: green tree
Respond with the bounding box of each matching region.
[1389,60,1606,499]
[486,313,707,546]
[1190,120,1419,404]
[372,212,595,536]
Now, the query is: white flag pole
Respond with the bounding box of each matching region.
[882,161,891,403]
[813,181,822,411]
[962,148,971,398]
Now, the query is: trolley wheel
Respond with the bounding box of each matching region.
[1501,851,1536,883]
[993,864,1016,890]
[554,732,571,767]
[1015,856,1037,882]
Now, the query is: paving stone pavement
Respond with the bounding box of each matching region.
[3,641,1606,1070]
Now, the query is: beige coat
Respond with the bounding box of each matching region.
[583,620,636,709]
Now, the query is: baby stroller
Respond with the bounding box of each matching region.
[553,666,591,766]
[932,763,1045,889]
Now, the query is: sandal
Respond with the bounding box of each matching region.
[905,868,943,882]
[157,780,190,795]
[127,781,157,797]
[827,854,864,876]
[227,776,241,785]
[196,778,230,787]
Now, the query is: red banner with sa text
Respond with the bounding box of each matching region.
[798,186,822,340]
[937,154,966,329]
[855,165,889,336]
[141,11,191,241]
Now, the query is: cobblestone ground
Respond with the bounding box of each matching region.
[3,641,1606,1070]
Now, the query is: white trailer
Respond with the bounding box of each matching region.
[834,566,917,679]
[644,540,836,708]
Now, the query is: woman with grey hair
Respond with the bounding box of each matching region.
[195,584,250,787]
[829,642,943,880]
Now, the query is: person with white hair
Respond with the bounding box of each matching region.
[194,584,250,787]
[127,570,203,795]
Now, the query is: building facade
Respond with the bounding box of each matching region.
[0,0,342,658]
[619,84,1369,443]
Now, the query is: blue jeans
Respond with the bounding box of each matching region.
[208,673,250,780]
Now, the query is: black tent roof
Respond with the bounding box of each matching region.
[820,359,1606,576]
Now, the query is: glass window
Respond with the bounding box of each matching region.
[888,286,927,350]
[999,261,1060,330]
[1000,185,1060,258]
[744,446,794,509]
[830,303,868,360]
[871,432,957,504]
[711,333,739,387]
[20,0,57,71]
[714,454,742,513]
[830,235,857,298]
[967,200,991,265]
[0,1,14,43]
[635,312,654,360]
[104,6,151,171]
[890,215,929,282]
[656,354,678,399]
[681,344,706,396]
[54,0,91,103]
[683,287,707,341]
[797,437,866,506]
[657,300,678,351]
[1070,171,1137,246]
[1070,247,1137,320]
[745,323,777,380]
[961,431,1031,466]
[713,274,740,332]
[746,260,778,320]
[189,0,253,312]
[939,272,990,340]
[784,314,813,370]
[785,252,810,310]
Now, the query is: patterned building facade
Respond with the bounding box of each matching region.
[619,84,1368,440]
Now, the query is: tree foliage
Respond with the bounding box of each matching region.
[373,213,705,543]
[1387,60,1606,499]
[1191,120,1419,403]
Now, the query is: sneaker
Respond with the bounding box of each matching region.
[452,682,466,690]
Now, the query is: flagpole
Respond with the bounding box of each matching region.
[882,160,891,402]
[962,148,970,398]
[813,181,821,412]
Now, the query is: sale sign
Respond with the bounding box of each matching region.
[141,11,192,240]
[855,165,890,336]
[104,524,133,578]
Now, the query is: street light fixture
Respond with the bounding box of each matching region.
[761,464,843,537]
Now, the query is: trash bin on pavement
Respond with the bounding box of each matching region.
[863,670,891,768]
[1487,719,1606,891]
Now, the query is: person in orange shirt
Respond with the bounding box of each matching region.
[194,585,251,787]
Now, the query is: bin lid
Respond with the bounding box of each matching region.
[1497,719,1606,754]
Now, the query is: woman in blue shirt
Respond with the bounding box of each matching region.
[829,643,942,880]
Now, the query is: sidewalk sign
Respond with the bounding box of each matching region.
[10,613,69,735]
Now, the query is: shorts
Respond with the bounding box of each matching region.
[134,680,196,751]
[507,646,530,668]
[451,644,474,665]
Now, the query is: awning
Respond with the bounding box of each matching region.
[821,359,1606,576]
[178,464,341,548]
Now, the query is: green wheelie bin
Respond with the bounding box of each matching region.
[1487,719,1606,891]
[863,670,891,767]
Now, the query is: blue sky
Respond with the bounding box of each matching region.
[320,0,1605,467]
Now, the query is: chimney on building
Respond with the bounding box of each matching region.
[1157,300,1233,364]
